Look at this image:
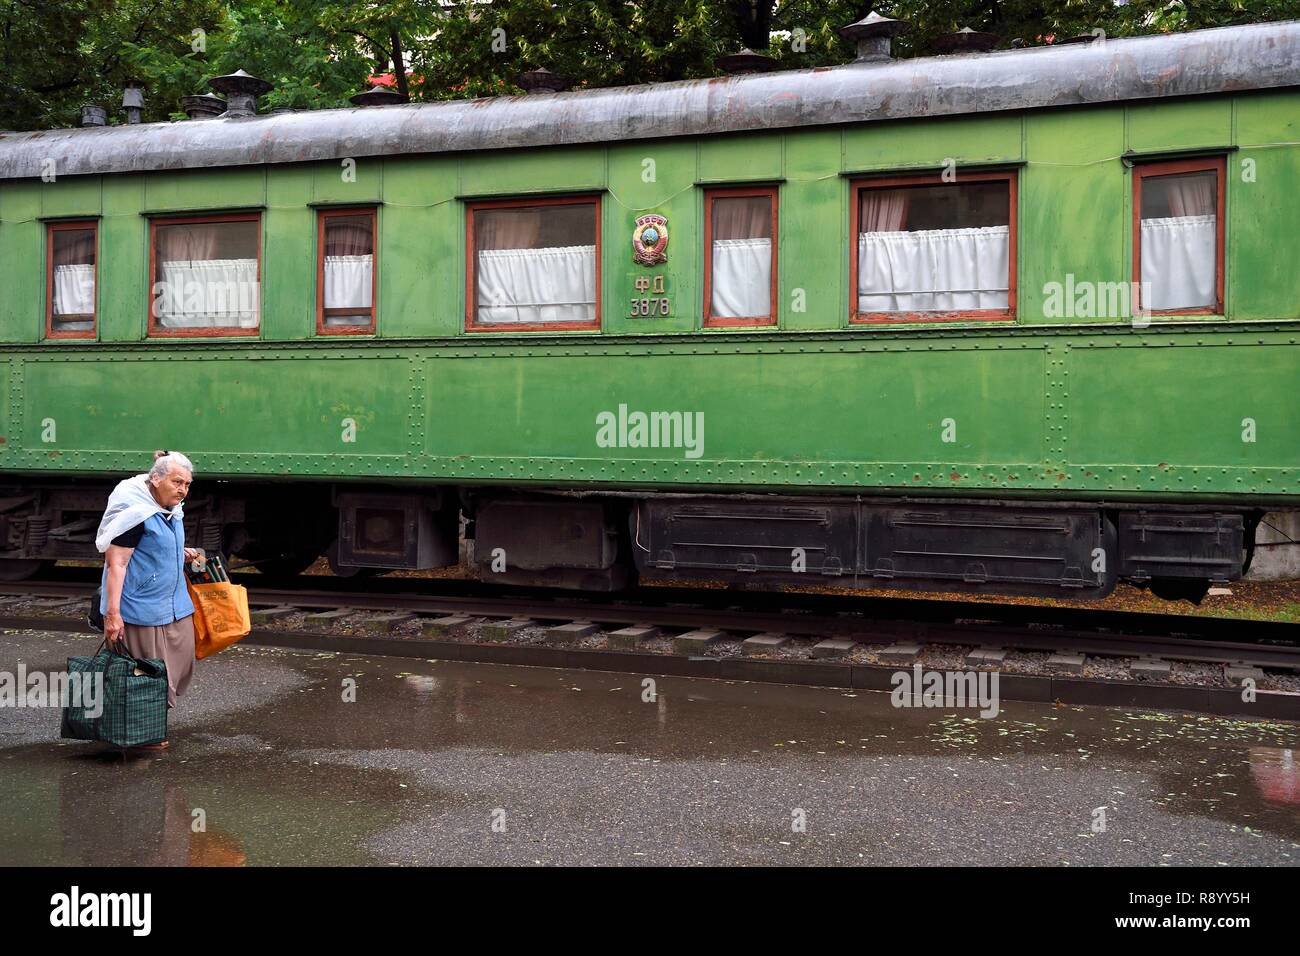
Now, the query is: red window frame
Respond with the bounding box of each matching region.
[45,219,98,340]
[464,194,602,333]
[702,185,778,328]
[147,212,262,338]
[316,207,378,335]
[849,169,1017,325]
[1132,156,1226,317]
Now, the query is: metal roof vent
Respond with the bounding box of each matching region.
[180,93,226,120]
[349,85,405,107]
[515,67,573,94]
[931,27,999,54]
[208,69,273,118]
[714,47,779,74]
[839,10,911,63]
[80,104,107,127]
[121,81,145,125]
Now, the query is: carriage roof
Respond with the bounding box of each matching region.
[1,20,1297,181]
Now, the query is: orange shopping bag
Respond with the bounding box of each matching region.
[187,579,251,660]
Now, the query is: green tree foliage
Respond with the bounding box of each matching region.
[0,0,223,129]
[884,0,1300,55]
[2,0,1295,130]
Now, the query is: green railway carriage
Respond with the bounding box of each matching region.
[0,20,1297,601]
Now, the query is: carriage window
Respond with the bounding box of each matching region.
[704,187,776,327]
[1134,158,1223,314]
[318,209,376,333]
[47,221,97,338]
[149,215,260,334]
[852,172,1014,322]
[467,196,599,331]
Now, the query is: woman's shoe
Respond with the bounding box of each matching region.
[132,740,170,752]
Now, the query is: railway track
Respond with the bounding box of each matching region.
[8,563,1292,639]
[2,570,1298,673]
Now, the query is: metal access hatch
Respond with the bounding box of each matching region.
[335,491,457,569]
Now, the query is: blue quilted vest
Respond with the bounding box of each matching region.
[100,512,195,626]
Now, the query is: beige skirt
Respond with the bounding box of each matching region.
[122,615,195,709]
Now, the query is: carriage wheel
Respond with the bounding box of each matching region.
[326,540,378,579]
[0,558,52,582]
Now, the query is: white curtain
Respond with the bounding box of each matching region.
[324,255,373,310]
[857,225,1009,313]
[52,263,95,316]
[710,237,771,318]
[156,259,259,328]
[1140,215,1216,311]
[476,244,596,324]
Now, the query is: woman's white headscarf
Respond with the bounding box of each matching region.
[94,474,184,553]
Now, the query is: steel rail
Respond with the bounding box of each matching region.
[3,578,1297,671]
[5,564,1295,642]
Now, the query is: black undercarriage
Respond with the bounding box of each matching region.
[0,477,1265,604]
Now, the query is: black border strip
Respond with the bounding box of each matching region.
[1121,145,1238,167]
[138,205,266,217]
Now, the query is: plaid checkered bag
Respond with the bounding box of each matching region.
[60,649,106,742]
[60,643,168,748]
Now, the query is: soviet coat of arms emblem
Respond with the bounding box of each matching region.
[632,214,669,265]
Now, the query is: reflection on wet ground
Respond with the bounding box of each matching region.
[1,629,1297,866]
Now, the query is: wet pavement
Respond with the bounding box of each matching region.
[1,627,1298,866]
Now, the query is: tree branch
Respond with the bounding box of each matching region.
[389,25,409,99]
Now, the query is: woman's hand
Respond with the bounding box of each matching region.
[184,548,202,563]
[104,609,125,649]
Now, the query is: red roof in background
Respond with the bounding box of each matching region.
[368,72,424,88]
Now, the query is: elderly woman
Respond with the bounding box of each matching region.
[94,451,202,749]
